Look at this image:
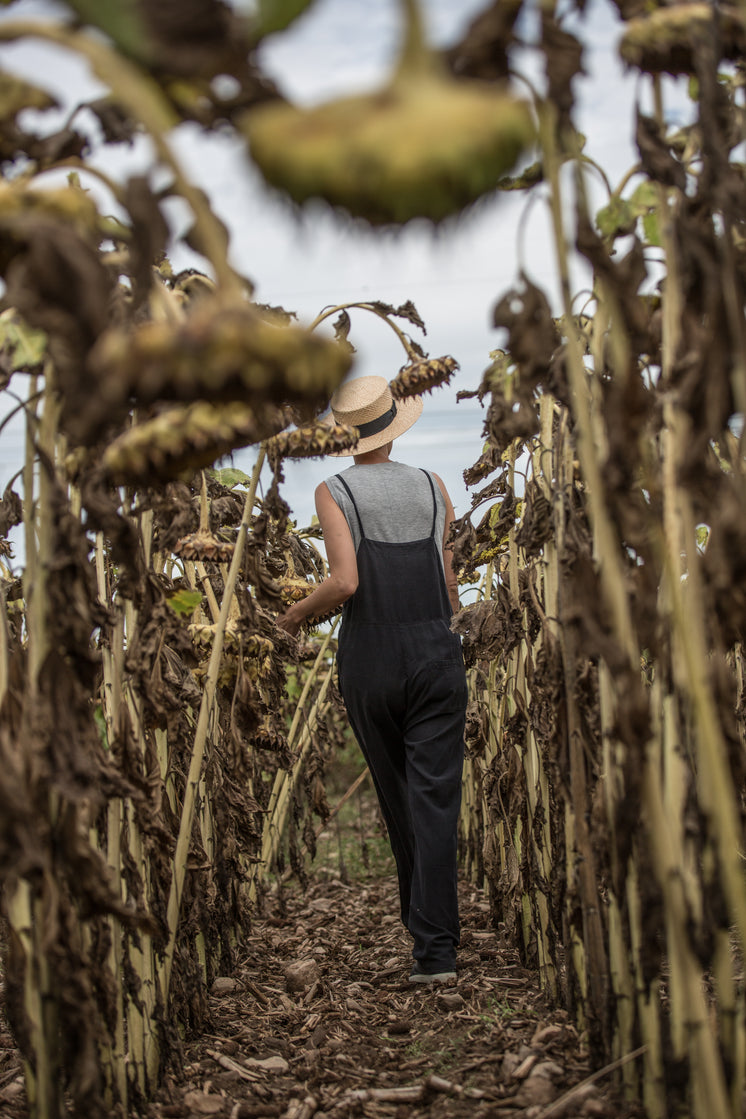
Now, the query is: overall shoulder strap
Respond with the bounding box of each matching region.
[334,474,365,538]
[420,470,438,538]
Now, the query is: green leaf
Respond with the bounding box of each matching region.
[62,0,155,64]
[596,196,635,238]
[0,310,47,372]
[93,704,109,750]
[695,524,710,552]
[629,180,658,213]
[209,466,253,488]
[642,211,661,247]
[256,0,317,36]
[167,589,203,617]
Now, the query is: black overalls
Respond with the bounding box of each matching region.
[334,470,468,971]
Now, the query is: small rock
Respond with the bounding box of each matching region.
[514,1060,564,1109]
[531,1023,564,1047]
[307,1024,328,1048]
[542,1084,598,1118]
[303,1048,321,1069]
[437,991,466,1010]
[244,1054,290,1074]
[532,1059,564,1080]
[501,1051,522,1079]
[182,1089,225,1115]
[309,897,334,913]
[0,1078,25,1102]
[581,1095,609,1117]
[211,977,240,996]
[284,959,320,994]
[514,1073,557,1109]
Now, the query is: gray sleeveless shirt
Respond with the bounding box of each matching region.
[324,462,448,577]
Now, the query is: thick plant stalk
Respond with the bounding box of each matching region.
[11,373,63,1119]
[94,536,128,1110]
[125,788,156,1093]
[653,72,746,1091]
[252,624,338,898]
[23,375,41,684]
[0,582,8,708]
[194,561,221,623]
[540,103,637,664]
[261,661,335,878]
[160,446,265,1010]
[460,562,493,890]
[642,745,734,1118]
[625,862,665,1119]
[713,926,745,1118]
[552,419,608,1039]
[5,882,57,1119]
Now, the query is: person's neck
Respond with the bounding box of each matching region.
[353,444,393,465]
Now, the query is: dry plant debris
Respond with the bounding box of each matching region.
[0,872,640,1119]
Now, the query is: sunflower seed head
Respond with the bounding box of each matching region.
[173,529,235,562]
[243,75,535,225]
[619,4,746,74]
[390,355,459,400]
[266,421,360,462]
[101,401,287,484]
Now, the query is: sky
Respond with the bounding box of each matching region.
[0,0,692,559]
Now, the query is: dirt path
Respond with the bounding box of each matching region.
[153,875,636,1119]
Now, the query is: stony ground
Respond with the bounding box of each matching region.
[155,876,642,1119]
[0,790,643,1119]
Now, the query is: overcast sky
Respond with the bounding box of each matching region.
[0,0,691,546]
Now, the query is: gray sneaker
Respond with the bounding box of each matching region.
[409,961,457,984]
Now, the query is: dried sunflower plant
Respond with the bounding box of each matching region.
[6,0,745,1117]
[449,5,746,1118]
[0,0,538,1114]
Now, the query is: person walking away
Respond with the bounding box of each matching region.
[277,375,467,984]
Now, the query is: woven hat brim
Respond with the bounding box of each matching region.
[326,393,423,457]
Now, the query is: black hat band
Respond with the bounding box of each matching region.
[355,401,397,438]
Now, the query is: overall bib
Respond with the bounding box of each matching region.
[334,470,467,970]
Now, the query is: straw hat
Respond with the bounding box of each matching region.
[328,375,423,457]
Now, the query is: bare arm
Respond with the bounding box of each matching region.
[276,482,358,637]
[432,472,460,615]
